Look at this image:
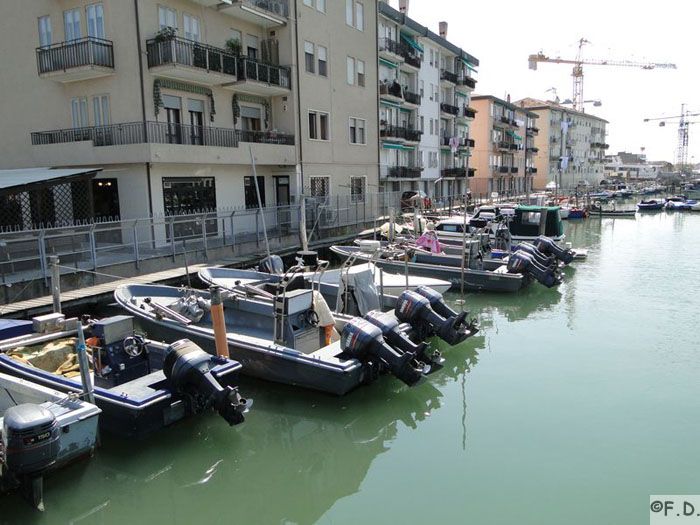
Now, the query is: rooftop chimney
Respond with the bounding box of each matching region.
[439,21,447,38]
[399,0,409,13]
[507,94,511,103]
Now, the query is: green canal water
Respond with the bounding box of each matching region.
[3,211,700,525]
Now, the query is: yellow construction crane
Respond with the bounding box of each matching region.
[529,38,677,112]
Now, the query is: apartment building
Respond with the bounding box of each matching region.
[0,0,381,233]
[376,0,478,199]
[516,98,609,190]
[296,0,378,203]
[469,95,539,197]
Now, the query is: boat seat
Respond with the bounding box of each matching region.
[112,370,168,401]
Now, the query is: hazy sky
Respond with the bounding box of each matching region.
[388,0,697,163]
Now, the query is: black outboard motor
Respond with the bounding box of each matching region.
[341,318,424,386]
[533,236,574,265]
[514,242,556,268]
[507,252,562,288]
[364,310,431,363]
[1,404,60,510]
[395,290,471,345]
[259,254,285,275]
[162,339,248,426]
[414,285,476,331]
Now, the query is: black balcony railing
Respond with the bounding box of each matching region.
[237,130,294,145]
[441,167,467,177]
[527,126,539,134]
[500,116,510,124]
[246,0,289,18]
[238,57,291,88]
[387,166,422,179]
[509,143,520,151]
[146,36,238,76]
[590,141,609,149]
[381,125,422,141]
[457,75,476,89]
[379,38,402,56]
[497,140,512,150]
[405,128,422,142]
[511,167,519,173]
[460,107,476,119]
[440,69,458,84]
[403,90,421,105]
[467,138,476,148]
[379,82,403,98]
[440,103,459,116]
[527,167,538,174]
[527,146,539,153]
[36,36,114,75]
[31,121,240,148]
[468,168,476,177]
[497,166,510,173]
[441,136,468,148]
[402,52,422,69]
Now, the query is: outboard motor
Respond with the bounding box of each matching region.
[162,339,248,426]
[533,236,574,265]
[395,290,471,345]
[514,243,556,268]
[364,310,432,364]
[1,404,60,510]
[414,285,477,333]
[259,254,285,275]
[507,252,562,288]
[341,318,424,386]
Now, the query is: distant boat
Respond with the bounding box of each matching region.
[637,199,665,211]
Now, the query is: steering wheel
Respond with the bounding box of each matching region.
[305,309,320,327]
[123,336,145,357]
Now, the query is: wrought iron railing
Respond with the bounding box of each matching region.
[441,167,467,177]
[403,90,421,105]
[440,103,459,116]
[379,82,403,98]
[36,36,114,74]
[237,130,294,145]
[245,0,289,18]
[238,57,291,88]
[457,75,476,89]
[440,69,458,83]
[146,36,238,76]
[379,38,402,56]
[386,166,423,179]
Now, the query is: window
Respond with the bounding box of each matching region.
[318,45,327,76]
[346,56,355,85]
[419,80,424,97]
[71,97,88,128]
[240,105,262,131]
[309,111,329,140]
[357,60,365,87]
[246,34,258,59]
[183,14,200,42]
[349,118,366,145]
[310,177,330,198]
[355,2,364,31]
[346,0,363,30]
[317,0,326,12]
[304,41,315,73]
[230,29,242,45]
[351,177,365,202]
[303,0,313,5]
[64,8,81,42]
[158,6,177,30]
[38,16,52,48]
[86,3,104,38]
[244,176,266,209]
[420,116,424,133]
[92,95,110,126]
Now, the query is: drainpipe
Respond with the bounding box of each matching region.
[293,0,305,198]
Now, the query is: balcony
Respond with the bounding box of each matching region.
[509,143,520,151]
[467,138,475,148]
[591,142,609,149]
[385,166,423,179]
[378,38,404,62]
[380,125,421,142]
[496,166,510,174]
[526,146,539,153]
[510,167,519,174]
[146,36,238,86]
[456,75,476,92]
[456,106,476,122]
[497,140,512,151]
[36,37,114,82]
[527,167,538,174]
[527,126,539,135]
[440,103,459,117]
[440,69,458,85]
[404,128,422,143]
[228,57,291,96]
[403,90,421,107]
[441,167,467,178]
[237,129,294,145]
[217,0,289,27]
[468,168,476,177]
[401,51,422,70]
[379,81,404,103]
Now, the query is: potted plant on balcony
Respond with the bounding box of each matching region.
[154,26,176,43]
[225,37,242,56]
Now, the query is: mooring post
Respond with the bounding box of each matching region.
[49,255,61,313]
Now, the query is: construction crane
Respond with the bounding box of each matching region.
[529,38,677,112]
[644,104,700,169]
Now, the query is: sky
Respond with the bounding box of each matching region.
[387,0,698,164]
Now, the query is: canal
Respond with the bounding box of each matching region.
[2,211,699,524]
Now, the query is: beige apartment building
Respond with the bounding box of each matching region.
[468,95,539,198]
[516,98,608,190]
[0,0,377,230]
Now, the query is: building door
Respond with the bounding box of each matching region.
[162,177,217,240]
[92,179,120,220]
[275,176,290,232]
[188,99,204,145]
[162,95,182,144]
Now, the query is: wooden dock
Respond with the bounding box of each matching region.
[0,263,216,318]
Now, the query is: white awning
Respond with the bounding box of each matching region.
[0,167,102,192]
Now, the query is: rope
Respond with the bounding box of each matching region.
[0,271,45,315]
[56,264,128,281]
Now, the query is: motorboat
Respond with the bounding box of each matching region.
[115,273,475,394]
[637,199,665,211]
[590,203,636,217]
[665,196,697,210]
[566,207,587,219]
[0,370,100,510]
[0,314,248,438]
